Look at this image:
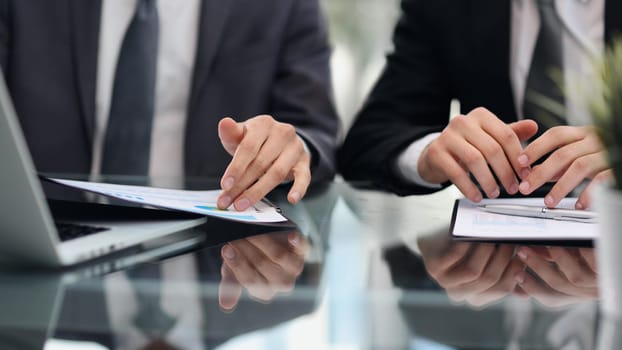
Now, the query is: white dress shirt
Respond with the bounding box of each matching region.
[91,0,201,180]
[104,255,206,350]
[397,0,605,188]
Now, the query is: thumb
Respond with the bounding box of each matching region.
[509,119,538,142]
[218,117,245,156]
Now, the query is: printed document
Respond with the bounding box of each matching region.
[49,178,287,223]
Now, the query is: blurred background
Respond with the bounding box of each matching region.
[321,0,402,131]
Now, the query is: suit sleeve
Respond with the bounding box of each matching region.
[0,0,10,74]
[269,0,340,183]
[338,0,453,196]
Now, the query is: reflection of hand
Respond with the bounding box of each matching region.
[218,232,310,311]
[515,246,598,307]
[418,107,538,202]
[216,116,311,211]
[419,235,524,308]
[518,126,611,209]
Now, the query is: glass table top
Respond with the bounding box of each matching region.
[0,176,618,350]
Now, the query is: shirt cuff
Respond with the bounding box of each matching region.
[395,132,443,189]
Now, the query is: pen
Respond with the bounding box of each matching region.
[478,204,598,223]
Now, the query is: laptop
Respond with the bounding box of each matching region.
[0,72,207,267]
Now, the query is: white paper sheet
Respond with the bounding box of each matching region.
[49,178,287,223]
[452,197,597,241]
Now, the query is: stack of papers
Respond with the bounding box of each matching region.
[48,178,288,224]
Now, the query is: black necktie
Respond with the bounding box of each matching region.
[101,0,159,175]
[523,0,565,132]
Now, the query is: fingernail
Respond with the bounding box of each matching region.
[517,248,529,261]
[519,181,530,194]
[520,168,531,180]
[222,245,236,260]
[545,195,554,206]
[222,177,235,191]
[518,154,529,166]
[290,191,301,203]
[515,271,525,284]
[236,198,250,211]
[575,202,584,210]
[509,183,519,194]
[289,235,299,247]
[490,188,500,198]
[218,196,232,208]
[473,193,483,202]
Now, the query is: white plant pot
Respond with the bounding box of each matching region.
[594,184,622,319]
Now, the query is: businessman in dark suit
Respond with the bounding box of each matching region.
[339,0,620,210]
[0,0,338,211]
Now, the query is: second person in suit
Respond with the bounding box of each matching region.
[339,0,617,210]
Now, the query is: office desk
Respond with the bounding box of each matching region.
[0,177,617,350]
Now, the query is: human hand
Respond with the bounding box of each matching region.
[218,232,310,311]
[517,125,612,209]
[418,107,538,202]
[419,234,524,308]
[514,246,598,307]
[216,116,311,211]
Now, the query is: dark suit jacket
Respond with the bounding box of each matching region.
[338,0,622,196]
[0,0,338,182]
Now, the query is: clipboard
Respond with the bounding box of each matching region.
[450,198,596,247]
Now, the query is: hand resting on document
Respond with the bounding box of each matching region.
[216,116,311,211]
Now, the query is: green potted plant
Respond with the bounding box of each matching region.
[591,38,622,190]
[590,37,622,323]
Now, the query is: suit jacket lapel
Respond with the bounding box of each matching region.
[188,0,234,116]
[605,0,622,43]
[468,0,516,122]
[69,0,101,150]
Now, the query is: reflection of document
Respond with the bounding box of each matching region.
[48,178,287,223]
[451,198,597,244]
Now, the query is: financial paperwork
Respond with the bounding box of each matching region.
[451,197,597,242]
[49,178,287,223]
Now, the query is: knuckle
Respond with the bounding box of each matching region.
[277,123,297,139]
[471,107,491,117]
[571,157,590,174]
[567,273,586,286]
[257,114,274,123]
[239,141,257,155]
[482,143,503,160]
[547,126,565,139]
[451,115,470,128]
[462,151,483,168]
[271,164,291,180]
[425,142,444,159]
[478,271,496,287]
[254,259,273,274]
[462,265,483,281]
[253,157,272,172]
[500,129,515,144]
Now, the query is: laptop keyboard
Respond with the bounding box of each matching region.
[55,222,110,242]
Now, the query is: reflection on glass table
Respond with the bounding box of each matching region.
[390,227,601,349]
[0,230,323,350]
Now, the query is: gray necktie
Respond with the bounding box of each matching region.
[523,0,565,131]
[101,0,159,175]
[127,263,177,339]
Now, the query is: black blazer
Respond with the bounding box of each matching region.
[339,0,622,196]
[0,0,338,182]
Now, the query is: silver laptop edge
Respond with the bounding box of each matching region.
[0,73,206,267]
